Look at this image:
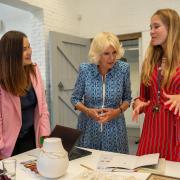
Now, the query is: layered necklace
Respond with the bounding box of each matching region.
[152,57,167,113]
[159,57,166,75]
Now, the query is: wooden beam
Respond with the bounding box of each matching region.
[117,32,141,41]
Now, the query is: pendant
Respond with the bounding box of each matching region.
[152,105,160,112]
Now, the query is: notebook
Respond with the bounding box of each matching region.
[50,125,92,160]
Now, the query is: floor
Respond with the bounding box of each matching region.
[128,136,139,155]
[127,127,140,155]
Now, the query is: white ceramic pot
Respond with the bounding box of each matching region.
[37,138,69,178]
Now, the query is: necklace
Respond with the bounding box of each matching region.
[152,58,166,113]
[152,67,161,113]
[160,57,167,75]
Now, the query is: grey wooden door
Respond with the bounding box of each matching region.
[49,32,90,129]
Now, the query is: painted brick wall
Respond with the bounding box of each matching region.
[3,0,81,84]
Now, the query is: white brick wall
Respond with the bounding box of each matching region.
[30,9,45,78]
[20,0,80,83]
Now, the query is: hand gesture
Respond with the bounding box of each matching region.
[98,108,120,124]
[164,91,180,116]
[132,99,150,122]
[87,108,104,121]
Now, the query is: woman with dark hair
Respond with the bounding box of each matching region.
[133,9,180,161]
[0,31,50,159]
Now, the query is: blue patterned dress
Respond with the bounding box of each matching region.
[71,61,132,153]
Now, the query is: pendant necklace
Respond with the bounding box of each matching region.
[152,67,161,113]
[152,58,166,113]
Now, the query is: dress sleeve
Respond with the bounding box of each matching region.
[0,88,5,151]
[71,64,86,106]
[164,67,180,113]
[173,67,180,144]
[35,66,51,140]
[138,83,150,102]
[122,64,132,104]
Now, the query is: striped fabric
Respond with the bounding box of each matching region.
[137,66,180,161]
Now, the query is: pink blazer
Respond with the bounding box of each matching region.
[0,64,51,157]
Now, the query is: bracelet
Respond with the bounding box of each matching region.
[85,108,90,116]
[40,136,45,145]
[119,107,123,114]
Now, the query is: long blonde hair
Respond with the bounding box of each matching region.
[141,8,180,87]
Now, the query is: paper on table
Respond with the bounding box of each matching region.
[73,169,137,180]
[135,153,160,169]
[108,153,159,170]
[97,153,160,170]
[137,158,166,174]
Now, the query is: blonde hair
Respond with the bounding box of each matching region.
[141,8,180,87]
[88,32,124,64]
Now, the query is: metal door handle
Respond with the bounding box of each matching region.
[58,81,64,91]
[58,81,73,91]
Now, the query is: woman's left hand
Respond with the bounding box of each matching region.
[98,108,121,124]
[164,91,180,116]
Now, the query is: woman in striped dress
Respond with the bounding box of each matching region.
[132,9,180,161]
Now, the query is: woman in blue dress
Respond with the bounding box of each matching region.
[71,32,132,153]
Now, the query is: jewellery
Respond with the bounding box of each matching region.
[152,105,160,112]
[152,60,163,114]
[119,106,123,113]
[160,57,166,75]
[85,108,90,116]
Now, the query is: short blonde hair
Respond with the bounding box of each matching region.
[88,32,124,64]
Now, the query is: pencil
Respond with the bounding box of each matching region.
[80,164,94,171]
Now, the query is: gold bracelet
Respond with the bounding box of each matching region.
[119,107,123,113]
[85,108,89,116]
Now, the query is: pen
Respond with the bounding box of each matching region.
[80,164,94,171]
[106,167,135,172]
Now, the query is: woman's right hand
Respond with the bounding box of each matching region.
[86,108,103,121]
[132,99,150,122]
[0,154,7,160]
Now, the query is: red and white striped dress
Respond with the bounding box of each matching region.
[137,66,180,161]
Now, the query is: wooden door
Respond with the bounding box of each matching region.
[49,32,90,128]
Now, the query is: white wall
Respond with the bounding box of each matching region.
[0,4,32,39]
[79,0,180,37]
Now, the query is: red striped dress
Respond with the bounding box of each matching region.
[137,66,180,161]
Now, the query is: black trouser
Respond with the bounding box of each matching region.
[12,126,36,156]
